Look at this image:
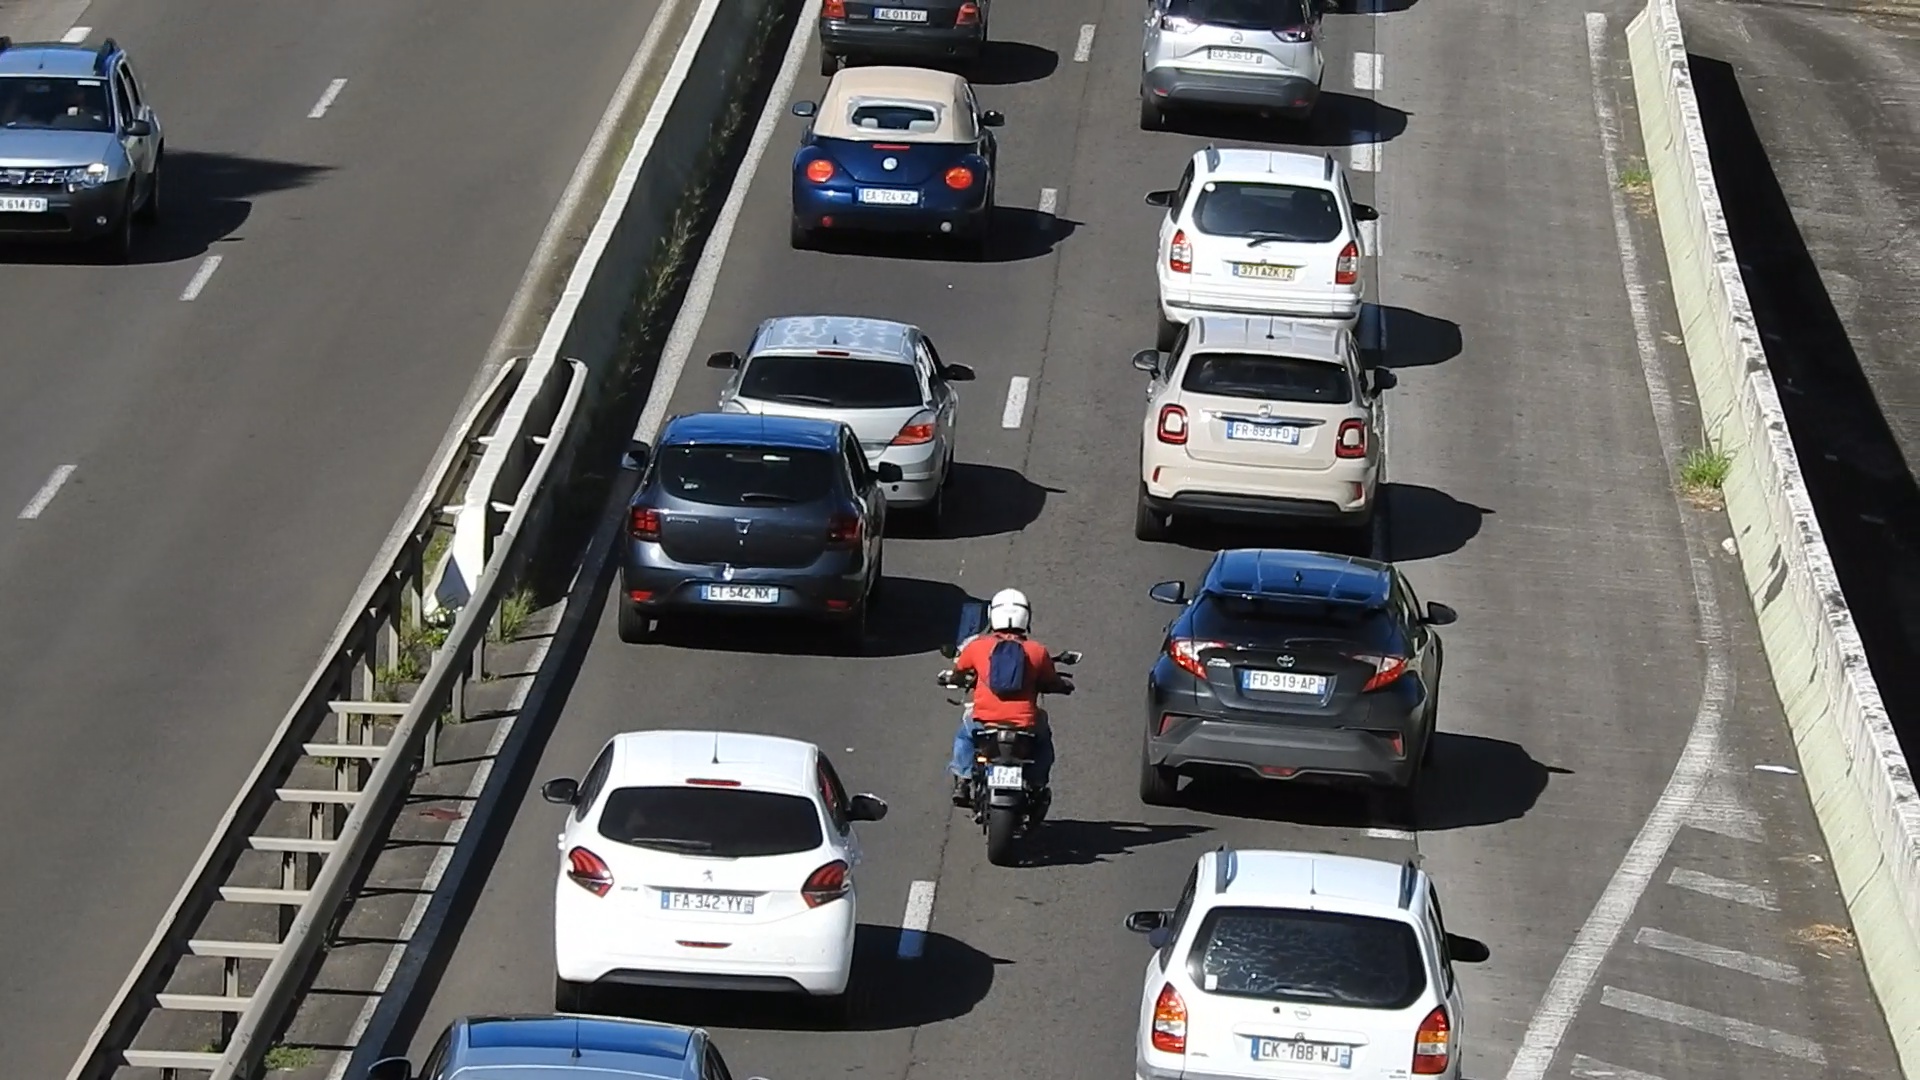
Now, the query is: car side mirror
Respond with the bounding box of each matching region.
[940,362,976,381]
[1144,189,1175,208]
[1148,581,1187,605]
[366,1058,412,1080]
[125,118,154,137]
[540,778,580,805]
[620,439,650,472]
[848,794,889,821]
[1424,601,1458,626]
[1125,909,1171,933]
[1353,202,1379,222]
[980,109,1006,127]
[1369,368,1397,394]
[791,100,818,118]
[706,350,741,369]
[1446,932,1491,963]
[1132,348,1162,373]
[876,462,904,483]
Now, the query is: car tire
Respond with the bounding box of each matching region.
[918,481,946,530]
[1155,314,1180,352]
[809,988,856,1027]
[617,600,655,644]
[837,602,868,654]
[820,50,842,77]
[554,975,588,1013]
[790,217,814,251]
[1421,686,1441,766]
[1383,769,1421,829]
[1135,485,1170,542]
[1139,735,1181,806]
[1140,92,1165,131]
[135,155,161,225]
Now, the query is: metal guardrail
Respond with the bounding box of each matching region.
[65,356,587,1080]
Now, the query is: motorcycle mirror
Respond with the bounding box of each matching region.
[1124,909,1170,933]
[1055,650,1083,665]
[848,794,890,822]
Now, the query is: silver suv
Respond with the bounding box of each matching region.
[0,36,164,262]
[1140,0,1326,130]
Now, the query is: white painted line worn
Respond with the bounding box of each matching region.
[1349,141,1379,173]
[897,879,936,959]
[1599,986,1826,1063]
[1633,926,1803,983]
[18,464,76,519]
[1359,216,1379,258]
[1038,187,1058,216]
[1754,763,1797,774]
[1668,866,1777,909]
[1366,827,1412,840]
[1353,51,1382,91]
[61,25,90,43]
[308,78,347,119]
[1500,16,1736,1080]
[1685,768,1764,842]
[179,255,222,301]
[1073,23,1096,62]
[1571,1055,1665,1080]
[1001,376,1030,429]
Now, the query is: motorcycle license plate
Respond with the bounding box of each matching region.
[986,765,1025,789]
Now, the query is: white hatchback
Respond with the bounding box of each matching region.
[544,729,889,1022]
[1127,847,1468,1080]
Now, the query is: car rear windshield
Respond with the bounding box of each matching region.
[1167,0,1313,30]
[656,445,838,507]
[0,76,114,133]
[1192,182,1343,244]
[1188,906,1427,1010]
[597,786,824,857]
[1198,594,1400,648]
[1182,352,1353,404]
[740,355,923,410]
[847,99,943,135]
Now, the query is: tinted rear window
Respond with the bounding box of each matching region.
[1167,0,1312,29]
[1197,594,1400,646]
[657,445,837,507]
[740,356,923,410]
[598,787,824,857]
[1188,907,1426,1009]
[1182,352,1353,404]
[1193,182,1343,244]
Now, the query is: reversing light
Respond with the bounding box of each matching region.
[1335,419,1367,458]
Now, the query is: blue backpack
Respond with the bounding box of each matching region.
[986,636,1031,696]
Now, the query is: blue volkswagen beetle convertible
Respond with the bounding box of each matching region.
[789,65,1003,258]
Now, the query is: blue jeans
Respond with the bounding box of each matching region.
[949,714,1055,788]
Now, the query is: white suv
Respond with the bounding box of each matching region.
[543,730,889,1022]
[1145,146,1377,351]
[1126,847,1468,1080]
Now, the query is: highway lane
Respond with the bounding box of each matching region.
[397,0,1902,1078]
[0,1,661,1076]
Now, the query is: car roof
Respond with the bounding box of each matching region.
[1190,316,1348,360]
[1195,145,1338,187]
[658,411,846,452]
[750,315,917,363]
[452,1014,699,1078]
[813,65,976,143]
[605,730,820,796]
[0,41,113,78]
[1203,848,1421,917]
[1202,549,1392,607]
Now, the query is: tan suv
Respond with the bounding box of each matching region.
[1133,315,1392,541]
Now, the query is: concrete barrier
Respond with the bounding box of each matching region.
[1625,0,1920,1072]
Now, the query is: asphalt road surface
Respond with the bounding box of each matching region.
[0,0,659,1076]
[383,0,1901,1078]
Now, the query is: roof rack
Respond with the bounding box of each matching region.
[1213,843,1238,894]
[93,37,117,75]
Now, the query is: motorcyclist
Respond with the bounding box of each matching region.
[943,588,1072,814]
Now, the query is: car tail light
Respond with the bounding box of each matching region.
[1335,240,1360,285]
[1168,229,1192,274]
[1151,983,1188,1053]
[1335,419,1366,458]
[1167,638,1224,678]
[1157,712,1180,735]
[944,165,975,190]
[826,513,862,548]
[1349,652,1410,691]
[1413,1005,1451,1074]
[1274,24,1314,41]
[805,158,835,183]
[893,409,939,446]
[802,860,852,907]
[1156,404,1188,445]
[629,507,660,540]
[565,847,614,898]
[956,1,981,24]
[823,0,846,18]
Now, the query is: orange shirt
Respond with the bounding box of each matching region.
[954,633,1059,727]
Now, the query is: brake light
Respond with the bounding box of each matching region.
[1336,419,1367,458]
[1413,1005,1450,1074]
[1156,404,1188,445]
[826,513,862,548]
[1335,240,1359,285]
[1275,24,1314,41]
[945,165,975,190]
[956,1,981,24]
[823,0,846,17]
[1151,983,1188,1053]
[1350,653,1410,691]
[805,158,835,183]
[1167,638,1224,678]
[802,860,852,907]
[1168,229,1192,274]
[565,847,614,898]
[629,507,660,540]
[893,409,939,445]
[685,778,742,787]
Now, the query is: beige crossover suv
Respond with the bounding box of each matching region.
[1133,315,1393,541]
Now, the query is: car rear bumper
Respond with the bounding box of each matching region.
[821,19,986,59]
[1160,291,1363,327]
[1142,485,1374,526]
[556,897,855,996]
[872,444,944,508]
[0,179,129,242]
[794,203,990,238]
[622,545,868,618]
[1147,673,1420,787]
[1143,67,1319,115]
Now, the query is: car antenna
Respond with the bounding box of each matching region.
[711,731,722,765]
[571,1015,583,1059]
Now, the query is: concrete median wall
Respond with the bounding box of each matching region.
[1625,0,1920,1073]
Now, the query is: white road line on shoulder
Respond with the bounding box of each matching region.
[1633,926,1803,984]
[1667,867,1777,910]
[60,25,91,43]
[1038,187,1058,216]
[1570,1055,1665,1080]
[1001,376,1030,429]
[1352,51,1382,91]
[308,78,348,119]
[179,255,222,302]
[1599,986,1826,1063]
[1500,16,1735,1080]
[1685,768,1764,842]
[18,464,76,520]
[1366,827,1412,840]
[1359,216,1380,258]
[897,879,937,959]
[1349,141,1379,173]
[1074,23,1097,62]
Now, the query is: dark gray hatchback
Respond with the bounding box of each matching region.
[618,412,898,648]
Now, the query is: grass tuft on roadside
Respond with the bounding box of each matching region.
[1678,442,1732,509]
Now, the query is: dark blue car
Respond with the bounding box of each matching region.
[789,65,1003,258]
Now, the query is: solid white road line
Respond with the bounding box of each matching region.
[179,255,222,301]
[60,24,89,43]
[1353,51,1383,91]
[1359,216,1379,258]
[1500,16,1735,1080]
[1633,926,1804,984]
[18,465,76,520]
[1571,1055,1665,1080]
[1001,376,1030,429]
[1599,986,1826,1063]
[1667,867,1777,910]
[1349,142,1379,173]
[1074,24,1096,62]
[1366,827,1412,840]
[897,879,937,959]
[1038,187,1058,217]
[308,78,348,119]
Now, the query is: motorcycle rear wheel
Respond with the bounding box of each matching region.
[985,805,1021,866]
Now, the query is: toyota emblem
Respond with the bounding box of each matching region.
[883,156,898,170]
[1275,654,1296,668]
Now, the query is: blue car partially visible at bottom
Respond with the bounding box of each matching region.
[789,64,1003,257]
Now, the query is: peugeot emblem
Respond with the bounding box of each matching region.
[1230,30,1243,43]
[883,156,899,171]
[703,869,714,882]
[1275,654,1296,668]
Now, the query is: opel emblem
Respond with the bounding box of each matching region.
[1276,654,1296,668]
[1293,1007,1312,1019]
[1230,31,1243,43]
[883,156,898,170]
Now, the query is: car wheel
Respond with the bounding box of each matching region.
[964,223,992,261]
[1139,93,1166,131]
[790,217,814,251]
[837,602,868,654]
[1135,485,1170,542]
[555,975,588,1013]
[617,599,655,644]
[1382,770,1421,829]
[1139,734,1180,806]
[820,50,842,77]
[98,198,134,264]
[918,482,946,530]
[809,988,856,1027]
[135,155,161,225]
[1155,314,1180,352]
[1421,687,1441,766]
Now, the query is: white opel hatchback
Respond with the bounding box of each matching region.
[544,730,888,1021]
[1127,847,1468,1080]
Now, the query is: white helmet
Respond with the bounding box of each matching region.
[987,588,1032,634]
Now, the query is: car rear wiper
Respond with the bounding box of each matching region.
[736,492,799,504]
[768,393,838,406]
[619,837,715,852]
[1244,233,1302,246]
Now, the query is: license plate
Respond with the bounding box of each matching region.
[662,890,755,914]
[874,6,930,19]
[1241,669,1329,695]
[857,187,920,205]
[1210,47,1264,64]
[1232,262,1297,280]
[986,765,1025,789]
[1254,1038,1352,1067]
[1226,421,1300,444]
[0,195,48,213]
[700,584,779,603]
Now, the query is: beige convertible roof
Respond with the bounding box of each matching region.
[812,66,977,143]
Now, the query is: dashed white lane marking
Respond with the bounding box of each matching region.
[60,24,90,43]
[308,78,348,119]
[897,879,936,959]
[1001,376,1030,429]
[18,464,76,520]
[1633,926,1804,984]
[1667,867,1777,910]
[1349,141,1379,173]
[1038,186,1058,216]
[1571,1054,1665,1080]
[1599,986,1826,1063]
[1353,51,1382,91]
[179,254,222,301]
[1073,23,1096,62]
[1366,827,1412,840]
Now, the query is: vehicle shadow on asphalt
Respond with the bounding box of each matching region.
[1157,92,1410,148]
[888,462,1059,540]
[804,207,1079,264]
[1019,818,1213,867]
[1379,305,1463,368]
[1165,517,1373,558]
[648,575,972,658]
[1380,483,1491,562]
[965,41,1060,86]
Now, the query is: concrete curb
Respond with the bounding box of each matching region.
[1624,1,1920,1073]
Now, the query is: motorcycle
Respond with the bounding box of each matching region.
[936,601,1082,867]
